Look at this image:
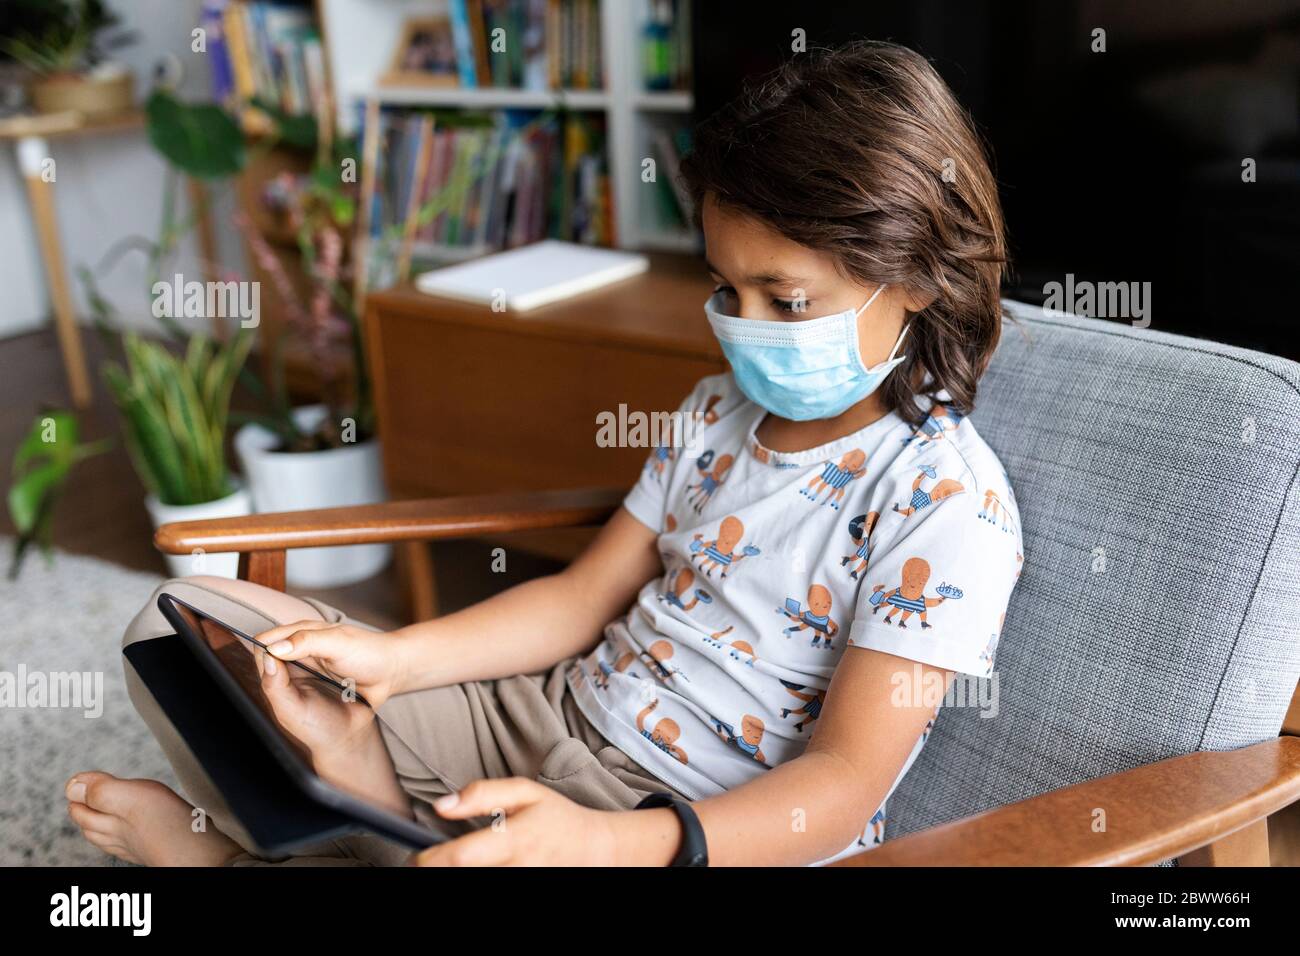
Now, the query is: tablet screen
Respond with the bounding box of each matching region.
[166,599,371,766]
[155,593,441,851]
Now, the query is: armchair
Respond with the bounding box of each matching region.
[154,301,1300,866]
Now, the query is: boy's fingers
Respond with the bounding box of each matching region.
[257,620,333,651]
[414,828,513,867]
[259,649,301,715]
[265,628,343,663]
[433,777,548,820]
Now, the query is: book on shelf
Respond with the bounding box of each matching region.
[641,0,691,92]
[435,0,602,92]
[649,124,693,229]
[366,106,614,269]
[205,0,326,127]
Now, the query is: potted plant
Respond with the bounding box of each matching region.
[103,330,254,578]
[120,90,503,587]
[230,147,392,588]
[0,0,135,117]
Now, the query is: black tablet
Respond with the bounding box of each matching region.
[150,592,441,853]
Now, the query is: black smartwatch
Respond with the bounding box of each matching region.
[634,792,708,867]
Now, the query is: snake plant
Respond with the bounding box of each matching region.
[102,330,252,507]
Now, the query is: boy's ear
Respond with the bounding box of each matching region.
[901,287,938,313]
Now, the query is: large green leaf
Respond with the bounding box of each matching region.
[11,410,78,474]
[5,409,110,578]
[145,90,245,179]
[7,461,61,535]
[249,96,317,150]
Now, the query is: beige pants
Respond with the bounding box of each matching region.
[122,576,679,866]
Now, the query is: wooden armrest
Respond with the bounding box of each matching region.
[834,735,1300,867]
[154,486,625,555]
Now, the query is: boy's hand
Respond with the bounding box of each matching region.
[255,643,376,766]
[411,779,621,867]
[257,620,408,708]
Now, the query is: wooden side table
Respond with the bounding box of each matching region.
[0,112,147,406]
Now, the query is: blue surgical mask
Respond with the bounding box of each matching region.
[705,285,909,421]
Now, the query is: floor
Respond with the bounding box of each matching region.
[0,328,563,628]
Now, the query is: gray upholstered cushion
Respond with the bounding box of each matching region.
[885,300,1300,839]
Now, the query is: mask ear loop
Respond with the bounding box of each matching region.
[886,322,910,362]
[854,284,911,364]
[853,283,888,318]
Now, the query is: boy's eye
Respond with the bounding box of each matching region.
[713,286,809,315]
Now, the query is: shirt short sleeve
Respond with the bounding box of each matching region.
[621,377,729,534]
[846,479,1020,677]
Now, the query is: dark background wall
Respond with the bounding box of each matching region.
[692,0,1300,359]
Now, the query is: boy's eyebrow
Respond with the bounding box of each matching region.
[705,260,810,287]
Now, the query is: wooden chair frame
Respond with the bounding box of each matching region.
[154,487,1300,867]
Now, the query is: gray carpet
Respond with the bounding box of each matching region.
[0,541,177,865]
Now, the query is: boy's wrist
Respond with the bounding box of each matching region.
[388,623,444,694]
[608,807,682,866]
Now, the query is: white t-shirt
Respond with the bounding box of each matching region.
[567,372,1024,860]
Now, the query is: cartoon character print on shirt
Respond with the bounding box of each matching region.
[840,511,880,580]
[644,445,675,484]
[867,556,962,629]
[713,714,767,764]
[892,466,964,517]
[641,639,689,683]
[856,807,887,847]
[591,651,636,690]
[657,567,712,614]
[799,448,868,510]
[779,680,825,732]
[636,699,688,765]
[695,392,724,426]
[685,449,734,514]
[694,623,757,666]
[902,403,963,451]
[978,612,1005,674]
[726,639,757,667]
[690,515,761,578]
[779,584,840,650]
[978,488,1018,535]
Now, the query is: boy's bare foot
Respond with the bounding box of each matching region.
[65,771,243,867]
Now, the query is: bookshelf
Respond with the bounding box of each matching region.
[207,0,697,395]
[316,0,699,258]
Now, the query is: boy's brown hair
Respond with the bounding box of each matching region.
[680,40,1009,425]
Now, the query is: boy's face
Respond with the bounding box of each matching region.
[701,193,908,371]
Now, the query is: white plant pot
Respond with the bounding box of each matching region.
[235,405,391,589]
[145,484,252,579]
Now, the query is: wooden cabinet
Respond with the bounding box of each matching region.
[364,251,723,504]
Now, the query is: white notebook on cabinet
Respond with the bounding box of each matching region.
[414,240,650,312]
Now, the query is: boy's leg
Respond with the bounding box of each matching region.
[122,576,683,864]
[121,575,395,865]
[376,657,685,835]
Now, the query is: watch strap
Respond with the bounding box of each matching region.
[634,791,708,867]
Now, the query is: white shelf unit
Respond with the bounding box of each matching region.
[317,0,699,254]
